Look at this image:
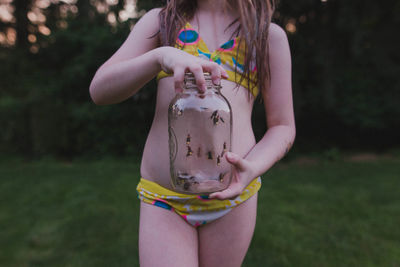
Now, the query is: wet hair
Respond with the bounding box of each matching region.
[158,0,276,98]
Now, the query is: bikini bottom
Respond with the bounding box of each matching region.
[136,177,261,227]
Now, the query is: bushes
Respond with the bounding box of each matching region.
[0,17,156,158]
[0,0,399,159]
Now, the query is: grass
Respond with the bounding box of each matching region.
[0,156,399,266]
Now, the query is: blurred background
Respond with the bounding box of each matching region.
[1,0,399,160]
[0,0,399,266]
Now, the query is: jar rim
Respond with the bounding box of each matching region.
[184,72,221,91]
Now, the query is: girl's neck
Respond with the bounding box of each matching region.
[196,0,235,14]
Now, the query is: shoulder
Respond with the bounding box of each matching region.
[127,8,162,44]
[135,8,162,29]
[142,7,163,19]
[99,8,163,68]
[267,22,291,62]
[268,23,289,46]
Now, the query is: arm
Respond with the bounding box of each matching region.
[210,23,295,199]
[89,8,227,105]
[89,8,162,105]
[244,23,296,177]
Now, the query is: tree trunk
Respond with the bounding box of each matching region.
[13,0,31,49]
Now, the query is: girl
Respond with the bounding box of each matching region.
[89,0,295,266]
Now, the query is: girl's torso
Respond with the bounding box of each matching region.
[140,16,258,189]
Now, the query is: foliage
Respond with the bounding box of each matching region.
[0,0,399,158]
[275,0,400,150]
[0,2,156,158]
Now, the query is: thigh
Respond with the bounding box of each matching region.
[198,193,258,267]
[139,202,199,267]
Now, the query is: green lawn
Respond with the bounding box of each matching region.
[0,156,399,266]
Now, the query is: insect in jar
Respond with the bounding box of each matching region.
[219,172,226,182]
[177,173,195,186]
[186,146,193,157]
[183,182,191,190]
[176,172,188,185]
[210,110,225,125]
[172,103,183,116]
[207,151,213,160]
[186,134,191,145]
[221,142,227,156]
[217,155,221,166]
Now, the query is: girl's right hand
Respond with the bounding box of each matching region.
[156,47,229,93]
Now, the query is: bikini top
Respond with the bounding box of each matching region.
[157,22,259,97]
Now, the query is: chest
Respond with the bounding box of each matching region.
[188,18,239,52]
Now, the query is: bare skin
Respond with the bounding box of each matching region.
[89,1,295,266]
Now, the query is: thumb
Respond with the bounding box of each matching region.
[225,152,247,171]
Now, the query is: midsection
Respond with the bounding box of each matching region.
[140,77,257,189]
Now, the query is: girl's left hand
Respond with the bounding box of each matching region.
[209,152,255,200]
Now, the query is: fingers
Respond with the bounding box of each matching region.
[173,66,185,93]
[225,152,247,172]
[188,64,206,92]
[209,185,242,200]
[164,48,229,92]
[202,62,227,86]
[218,66,229,79]
[209,65,221,86]
[173,59,228,93]
[210,153,255,200]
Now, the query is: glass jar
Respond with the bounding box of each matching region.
[168,72,232,194]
